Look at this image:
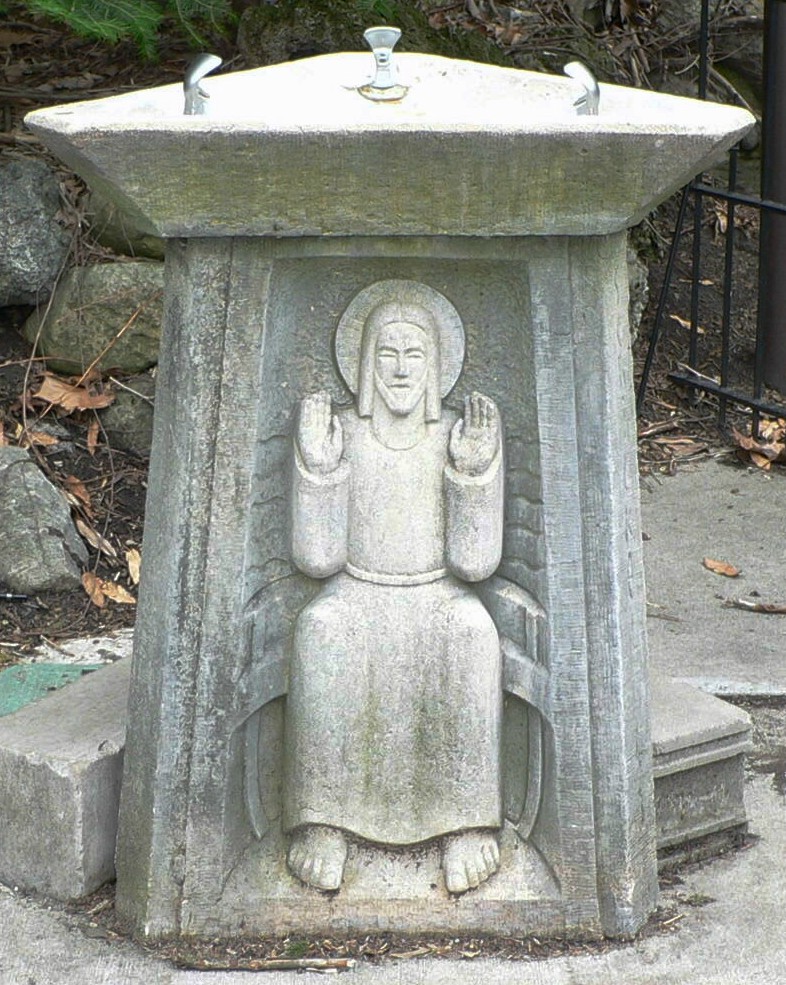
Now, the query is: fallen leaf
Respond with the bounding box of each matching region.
[20,430,60,448]
[32,373,114,413]
[75,518,118,558]
[63,475,93,515]
[751,451,773,470]
[759,418,786,441]
[125,548,141,585]
[703,557,741,578]
[82,572,106,607]
[86,418,100,455]
[732,426,786,468]
[669,314,705,335]
[102,581,136,605]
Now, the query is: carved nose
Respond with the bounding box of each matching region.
[395,356,408,377]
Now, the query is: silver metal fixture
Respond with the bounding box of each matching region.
[184,53,223,116]
[564,61,600,116]
[359,26,407,102]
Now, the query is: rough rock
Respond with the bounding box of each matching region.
[99,371,155,457]
[86,189,165,261]
[0,447,87,593]
[23,260,163,375]
[0,156,71,306]
[237,0,507,69]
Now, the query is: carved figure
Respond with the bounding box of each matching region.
[285,280,504,895]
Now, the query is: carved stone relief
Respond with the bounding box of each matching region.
[236,277,551,902]
[286,280,504,894]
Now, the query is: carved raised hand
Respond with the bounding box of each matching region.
[296,391,344,475]
[449,392,500,476]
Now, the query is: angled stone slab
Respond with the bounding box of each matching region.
[25,54,753,239]
[0,660,129,900]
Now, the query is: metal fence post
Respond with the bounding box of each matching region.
[760,0,786,391]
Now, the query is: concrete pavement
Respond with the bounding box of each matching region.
[642,454,786,695]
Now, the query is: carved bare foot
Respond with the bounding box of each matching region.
[442,830,500,894]
[287,825,348,891]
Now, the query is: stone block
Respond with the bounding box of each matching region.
[651,677,751,852]
[0,661,129,900]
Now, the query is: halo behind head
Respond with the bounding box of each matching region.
[335,280,465,399]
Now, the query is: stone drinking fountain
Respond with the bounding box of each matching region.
[26,32,753,941]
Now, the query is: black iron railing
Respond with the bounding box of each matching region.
[636,0,786,430]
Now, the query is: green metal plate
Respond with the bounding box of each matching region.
[0,664,102,718]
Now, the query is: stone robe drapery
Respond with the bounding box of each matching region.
[284,408,504,846]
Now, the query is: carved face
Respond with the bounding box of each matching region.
[373,322,429,416]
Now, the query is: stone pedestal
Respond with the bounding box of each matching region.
[27,51,753,940]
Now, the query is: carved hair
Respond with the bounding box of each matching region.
[357,301,442,421]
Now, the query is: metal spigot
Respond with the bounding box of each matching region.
[359,26,408,101]
[184,53,223,116]
[564,61,600,116]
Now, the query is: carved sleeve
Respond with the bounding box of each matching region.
[291,449,349,578]
[444,448,504,582]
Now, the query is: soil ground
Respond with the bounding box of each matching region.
[0,4,782,650]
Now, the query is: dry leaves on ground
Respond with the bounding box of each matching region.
[2,421,60,448]
[63,475,93,515]
[732,419,786,470]
[125,548,141,585]
[669,313,706,335]
[82,572,135,607]
[76,518,117,558]
[703,557,741,578]
[31,373,114,414]
[86,418,100,454]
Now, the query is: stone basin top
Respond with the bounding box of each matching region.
[26,52,754,239]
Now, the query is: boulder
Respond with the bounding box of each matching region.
[86,188,165,261]
[0,156,71,306]
[0,447,87,593]
[99,371,155,458]
[23,260,163,375]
